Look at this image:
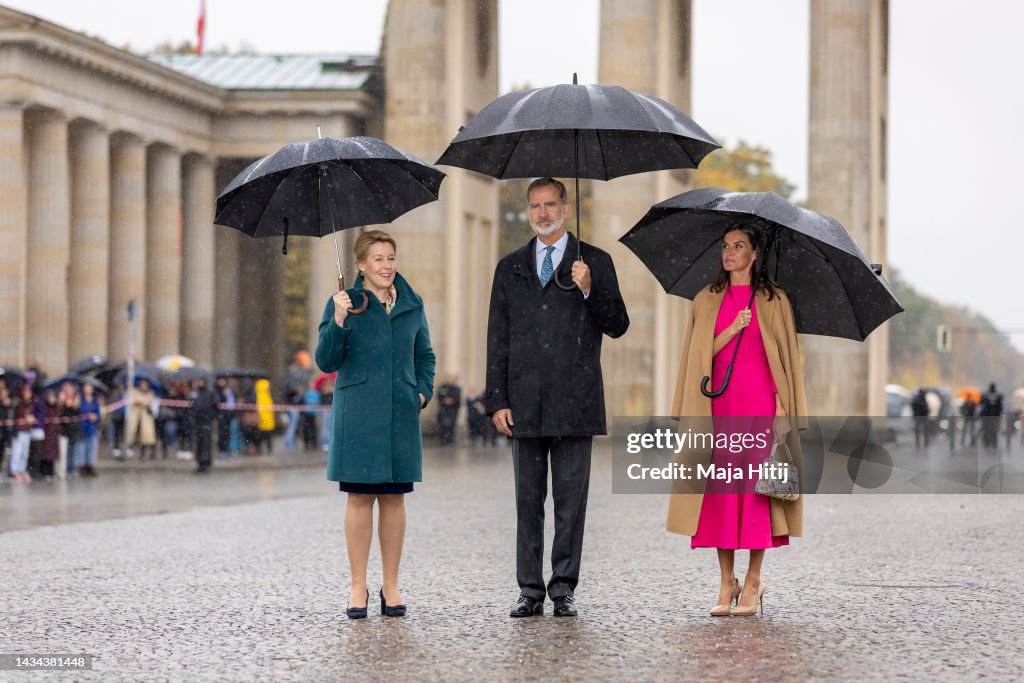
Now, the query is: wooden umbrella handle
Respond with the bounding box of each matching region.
[338,274,369,314]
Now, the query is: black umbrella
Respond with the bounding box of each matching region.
[216,368,270,382]
[437,74,719,288]
[0,366,27,392]
[215,134,446,312]
[96,362,166,389]
[619,188,903,395]
[69,355,112,376]
[166,366,213,386]
[44,374,110,396]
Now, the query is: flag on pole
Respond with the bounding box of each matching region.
[196,0,206,54]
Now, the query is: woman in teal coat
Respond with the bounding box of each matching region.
[315,229,436,619]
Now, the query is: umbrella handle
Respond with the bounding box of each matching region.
[700,289,753,398]
[554,269,578,292]
[338,274,369,314]
[700,366,732,398]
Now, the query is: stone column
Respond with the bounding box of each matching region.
[806,0,889,415]
[213,159,249,370]
[0,103,27,365]
[181,154,216,366]
[383,0,450,378]
[68,120,111,361]
[145,145,182,359]
[595,0,692,417]
[108,133,147,361]
[25,109,71,373]
[238,237,284,381]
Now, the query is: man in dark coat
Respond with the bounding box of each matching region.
[979,382,1004,448]
[435,374,462,446]
[190,377,220,474]
[485,177,629,618]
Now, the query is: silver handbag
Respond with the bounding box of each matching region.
[754,441,800,501]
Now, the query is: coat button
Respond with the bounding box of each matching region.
[543,343,550,349]
[542,304,549,310]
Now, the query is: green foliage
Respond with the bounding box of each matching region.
[694,139,796,198]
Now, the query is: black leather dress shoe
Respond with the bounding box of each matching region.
[509,595,544,617]
[552,594,577,617]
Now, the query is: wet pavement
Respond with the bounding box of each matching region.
[2,440,1023,681]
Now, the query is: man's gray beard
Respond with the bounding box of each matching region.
[530,216,564,237]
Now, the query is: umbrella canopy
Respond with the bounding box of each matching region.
[437,76,718,287]
[216,135,445,244]
[96,362,166,391]
[166,366,213,386]
[43,374,110,396]
[155,354,196,372]
[216,368,270,382]
[436,80,719,180]
[960,387,982,403]
[619,188,903,341]
[0,366,27,392]
[68,355,112,376]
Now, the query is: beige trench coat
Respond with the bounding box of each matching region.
[665,284,808,538]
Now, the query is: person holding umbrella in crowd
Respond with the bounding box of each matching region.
[663,225,807,616]
[316,230,436,619]
[485,177,629,618]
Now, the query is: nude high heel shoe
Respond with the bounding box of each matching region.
[709,577,741,616]
[731,583,765,616]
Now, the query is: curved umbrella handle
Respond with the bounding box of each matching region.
[553,269,578,291]
[338,275,369,314]
[700,366,732,398]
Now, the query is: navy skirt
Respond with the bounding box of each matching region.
[339,481,414,494]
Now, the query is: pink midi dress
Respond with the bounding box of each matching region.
[690,285,789,550]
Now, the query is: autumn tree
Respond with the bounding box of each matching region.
[693,139,796,198]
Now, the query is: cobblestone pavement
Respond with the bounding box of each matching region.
[2,442,1022,681]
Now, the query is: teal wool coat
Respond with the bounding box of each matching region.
[315,273,436,484]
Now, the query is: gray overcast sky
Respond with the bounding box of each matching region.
[7,0,1023,348]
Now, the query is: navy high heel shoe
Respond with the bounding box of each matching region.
[346,589,369,619]
[380,588,407,617]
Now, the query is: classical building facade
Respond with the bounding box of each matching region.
[0,0,888,415]
[0,6,380,383]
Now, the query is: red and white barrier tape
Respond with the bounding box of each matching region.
[0,399,331,428]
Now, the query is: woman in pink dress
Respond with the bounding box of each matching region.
[665,225,807,617]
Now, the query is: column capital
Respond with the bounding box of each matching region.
[111,130,146,147]
[25,106,68,124]
[182,151,216,168]
[147,141,180,157]
[69,117,109,135]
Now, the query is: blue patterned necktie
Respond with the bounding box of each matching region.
[539,246,555,287]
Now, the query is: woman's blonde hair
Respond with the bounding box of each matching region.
[354,229,398,262]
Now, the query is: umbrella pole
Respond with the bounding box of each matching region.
[321,164,368,312]
[554,127,583,291]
